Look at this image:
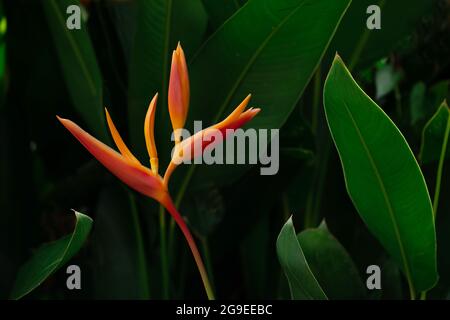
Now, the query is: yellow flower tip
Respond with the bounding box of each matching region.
[231,94,252,116]
[145,93,159,173]
[214,94,253,129]
[150,157,159,175]
[104,108,140,165]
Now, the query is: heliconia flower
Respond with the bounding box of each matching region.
[57,42,259,300]
[168,43,190,144]
[164,94,260,185]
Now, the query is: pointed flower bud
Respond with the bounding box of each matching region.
[168,43,190,144]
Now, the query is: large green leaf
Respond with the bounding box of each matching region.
[297,222,366,299]
[185,0,351,187]
[42,0,108,142]
[323,55,437,293]
[10,211,93,300]
[128,0,207,162]
[419,101,450,165]
[276,216,327,300]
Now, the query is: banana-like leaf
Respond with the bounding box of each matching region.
[186,0,351,187]
[419,101,450,165]
[298,222,366,299]
[323,55,437,293]
[10,211,93,300]
[276,216,327,300]
[42,0,108,142]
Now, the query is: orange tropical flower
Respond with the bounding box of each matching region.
[168,43,190,144]
[164,94,260,184]
[57,43,259,300]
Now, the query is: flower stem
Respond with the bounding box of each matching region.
[409,283,416,300]
[159,205,169,299]
[167,165,195,262]
[311,65,322,134]
[201,237,215,293]
[169,164,196,244]
[433,113,450,217]
[164,197,215,300]
[420,291,427,300]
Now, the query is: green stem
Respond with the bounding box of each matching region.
[433,115,450,217]
[311,66,322,134]
[164,197,215,300]
[168,166,196,254]
[304,141,330,229]
[201,237,215,293]
[409,283,416,300]
[159,205,169,299]
[128,192,150,299]
[420,291,427,300]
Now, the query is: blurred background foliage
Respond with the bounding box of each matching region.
[1,0,450,299]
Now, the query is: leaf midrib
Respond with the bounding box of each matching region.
[342,101,414,292]
[48,0,97,95]
[211,0,308,123]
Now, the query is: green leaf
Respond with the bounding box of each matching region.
[42,0,109,142]
[332,0,434,70]
[323,55,438,293]
[297,222,366,299]
[276,216,327,300]
[128,0,207,162]
[201,0,242,30]
[187,0,351,186]
[10,211,93,300]
[419,101,450,165]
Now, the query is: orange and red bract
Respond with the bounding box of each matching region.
[57,43,259,300]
